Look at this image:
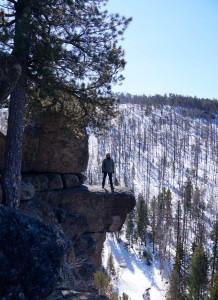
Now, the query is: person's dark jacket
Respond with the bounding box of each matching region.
[102,158,114,173]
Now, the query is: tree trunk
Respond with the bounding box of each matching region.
[1,0,31,208]
[1,80,26,208]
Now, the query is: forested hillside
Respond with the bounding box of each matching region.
[87,93,218,299]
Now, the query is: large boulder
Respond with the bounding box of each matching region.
[22,116,89,173]
[0,205,67,300]
[0,116,89,173]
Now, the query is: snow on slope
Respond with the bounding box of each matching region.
[104,235,168,300]
[87,103,218,299]
[88,103,218,208]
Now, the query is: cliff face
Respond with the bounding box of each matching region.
[0,118,136,300]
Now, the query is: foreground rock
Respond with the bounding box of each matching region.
[0,205,67,300]
[0,182,135,299]
[0,114,136,299]
[21,185,135,268]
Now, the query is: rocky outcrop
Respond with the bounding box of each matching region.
[0,205,67,300]
[0,115,136,299]
[0,179,135,299]
[44,185,135,233]
[0,116,89,173]
[20,184,135,267]
[22,116,89,173]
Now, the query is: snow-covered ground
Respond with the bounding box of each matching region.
[103,235,168,300]
[87,103,218,299]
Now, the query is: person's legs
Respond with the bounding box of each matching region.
[102,172,107,188]
[108,173,114,191]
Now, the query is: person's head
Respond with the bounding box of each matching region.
[106,153,110,159]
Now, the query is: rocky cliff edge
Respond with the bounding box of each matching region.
[0,118,136,299]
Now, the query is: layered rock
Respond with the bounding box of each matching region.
[0,116,89,173]
[20,184,135,267]
[22,116,89,173]
[0,115,136,299]
[0,178,135,299]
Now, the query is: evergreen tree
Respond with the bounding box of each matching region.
[119,292,130,300]
[93,271,118,299]
[183,178,193,210]
[107,251,116,278]
[209,268,218,300]
[210,218,218,278]
[0,0,131,208]
[135,194,148,244]
[151,188,173,256]
[188,244,208,300]
[167,269,185,300]
[125,211,135,247]
[167,236,185,300]
[149,196,157,253]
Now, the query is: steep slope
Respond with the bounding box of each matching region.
[88,102,218,209]
[87,100,218,299]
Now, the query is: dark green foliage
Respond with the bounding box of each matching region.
[210,219,218,278]
[119,292,130,300]
[167,269,185,300]
[158,188,172,226]
[107,251,116,278]
[188,244,208,300]
[151,188,172,246]
[125,211,135,247]
[209,269,218,300]
[115,93,218,120]
[183,178,193,210]
[135,194,148,243]
[174,237,185,275]
[0,0,131,131]
[149,196,157,253]
[167,236,186,300]
[0,0,131,207]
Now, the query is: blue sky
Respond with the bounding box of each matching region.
[107,0,218,99]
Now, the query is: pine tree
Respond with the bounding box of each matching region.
[188,243,208,300]
[149,196,157,253]
[167,236,186,300]
[209,268,218,300]
[94,271,110,296]
[184,178,193,210]
[210,218,218,278]
[135,194,148,244]
[107,251,116,278]
[119,292,130,300]
[125,211,135,247]
[151,188,173,257]
[0,0,131,208]
[167,269,185,300]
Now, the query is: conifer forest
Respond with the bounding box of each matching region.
[87,93,218,299]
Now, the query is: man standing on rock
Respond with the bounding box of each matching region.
[102,153,114,192]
